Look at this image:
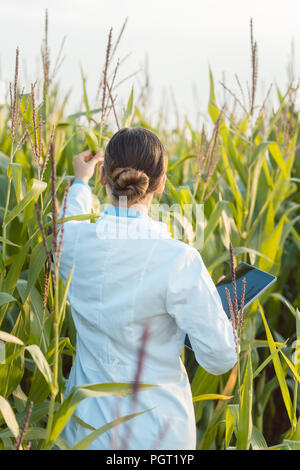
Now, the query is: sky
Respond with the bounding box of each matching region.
[0,0,300,129]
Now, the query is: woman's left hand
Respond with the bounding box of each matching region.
[73,150,104,184]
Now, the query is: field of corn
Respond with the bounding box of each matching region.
[0,13,300,450]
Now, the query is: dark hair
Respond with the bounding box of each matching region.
[104,127,168,204]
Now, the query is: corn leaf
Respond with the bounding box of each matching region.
[24,345,54,390]
[4,179,47,226]
[50,382,158,442]
[193,394,233,402]
[84,129,98,155]
[0,331,24,346]
[225,404,239,448]
[71,408,152,450]
[250,425,268,450]
[80,65,91,123]
[0,293,16,308]
[0,396,19,439]
[258,301,294,425]
[121,86,135,128]
[236,350,253,450]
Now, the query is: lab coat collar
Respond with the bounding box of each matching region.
[96,204,172,239]
[103,203,149,219]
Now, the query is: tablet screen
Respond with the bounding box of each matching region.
[216,262,277,319]
[184,262,277,350]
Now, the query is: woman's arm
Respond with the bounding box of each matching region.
[166,245,238,375]
[58,150,103,222]
[57,150,103,281]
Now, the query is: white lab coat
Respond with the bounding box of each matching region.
[57,182,237,450]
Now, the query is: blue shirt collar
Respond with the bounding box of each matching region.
[103,204,149,218]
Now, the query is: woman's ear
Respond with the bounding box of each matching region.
[155,173,166,194]
[99,164,107,186]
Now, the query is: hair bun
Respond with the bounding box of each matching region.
[111,167,150,203]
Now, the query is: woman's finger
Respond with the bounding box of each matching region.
[74,150,93,162]
[95,150,104,158]
[87,152,104,167]
[94,152,104,163]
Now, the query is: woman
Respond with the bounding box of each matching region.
[57,127,237,450]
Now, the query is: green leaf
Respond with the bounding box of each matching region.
[25,234,52,300]
[225,404,239,448]
[0,152,10,173]
[17,279,50,352]
[268,142,288,178]
[258,301,294,425]
[80,65,91,122]
[203,200,229,247]
[0,425,68,449]
[84,129,98,155]
[207,246,273,272]
[7,163,23,204]
[192,393,233,402]
[191,365,219,422]
[56,122,74,129]
[0,293,16,308]
[258,216,285,271]
[0,237,20,248]
[265,443,290,450]
[253,340,288,379]
[58,267,74,326]
[247,145,266,230]
[283,439,300,450]
[279,214,300,250]
[25,345,54,390]
[250,425,268,450]
[16,402,59,429]
[72,414,96,431]
[198,366,238,450]
[12,385,28,414]
[236,350,253,450]
[220,146,244,229]
[168,154,197,172]
[0,396,19,439]
[251,141,273,164]
[67,108,101,120]
[4,179,47,226]
[208,67,219,123]
[0,331,24,346]
[50,382,158,442]
[121,86,135,128]
[269,293,296,316]
[279,350,300,383]
[70,408,153,450]
[2,230,38,313]
[295,308,300,375]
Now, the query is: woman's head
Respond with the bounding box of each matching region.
[100,127,168,206]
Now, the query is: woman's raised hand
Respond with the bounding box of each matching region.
[73,150,104,184]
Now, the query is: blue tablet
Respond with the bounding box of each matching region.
[184,262,277,350]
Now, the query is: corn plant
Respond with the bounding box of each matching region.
[0,13,299,450]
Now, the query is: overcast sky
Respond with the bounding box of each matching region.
[0,0,300,129]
